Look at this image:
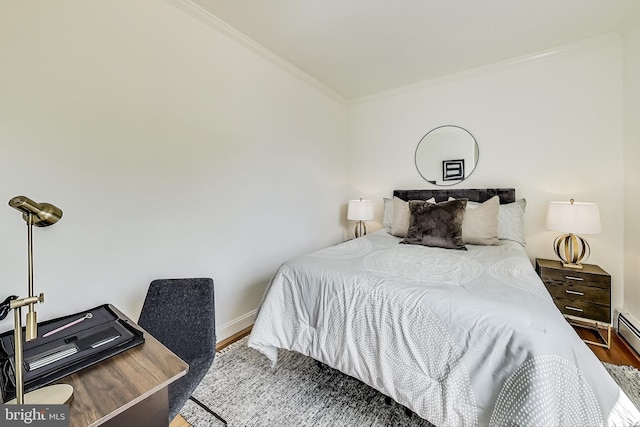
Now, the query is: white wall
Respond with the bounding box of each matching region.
[347,35,625,313]
[1,2,633,341]
[0,1,348,338]
[623,19,640,321]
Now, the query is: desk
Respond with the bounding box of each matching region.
[56,305,188,427]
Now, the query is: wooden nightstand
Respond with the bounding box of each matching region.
[535,258,611,348]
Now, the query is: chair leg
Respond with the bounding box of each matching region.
[189,395,228,426]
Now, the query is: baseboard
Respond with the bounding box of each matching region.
[216,309,256,343]
[216,325,253,351]
[618,312,640,356]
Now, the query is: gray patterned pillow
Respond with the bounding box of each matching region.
[401,199,467,250]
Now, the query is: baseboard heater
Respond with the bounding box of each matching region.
[618,313,640,356]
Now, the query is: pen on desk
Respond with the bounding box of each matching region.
[42,312,93,338]
[91,335,119,348]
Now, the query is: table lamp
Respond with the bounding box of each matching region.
[347,198,374,238]
[546,199,601,269]
[4,196,73,404]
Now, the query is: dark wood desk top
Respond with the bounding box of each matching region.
[57,305,188,427]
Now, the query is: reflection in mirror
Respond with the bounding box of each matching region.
[415,125,479,186]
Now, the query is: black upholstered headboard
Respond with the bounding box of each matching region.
[393,188,515,204]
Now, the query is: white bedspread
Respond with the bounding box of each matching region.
[248,230,640,426]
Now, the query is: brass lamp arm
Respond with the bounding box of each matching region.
[10,293,44,311]
[0,295,18,320]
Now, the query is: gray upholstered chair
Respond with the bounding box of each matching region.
[137,278,226,425]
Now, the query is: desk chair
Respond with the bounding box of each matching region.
[138,278,227,425]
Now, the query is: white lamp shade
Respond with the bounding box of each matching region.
[546,201,602,235]
[347,199,374,221]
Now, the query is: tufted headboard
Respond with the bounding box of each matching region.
[393,188,515,204]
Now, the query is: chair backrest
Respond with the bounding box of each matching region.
[138,278,215,362]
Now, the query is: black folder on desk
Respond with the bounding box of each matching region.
[0,304,144,402]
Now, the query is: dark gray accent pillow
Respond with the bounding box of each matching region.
[401,199,467,250]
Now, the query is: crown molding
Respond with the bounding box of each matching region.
[167,0,347,104]
[163,2,621,106]
[349,33,622,105]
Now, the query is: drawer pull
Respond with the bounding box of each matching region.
[565,290,584,296]
[565,306,584,312]
[565,276,584,281]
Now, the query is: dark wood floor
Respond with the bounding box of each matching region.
[577,326,640,369]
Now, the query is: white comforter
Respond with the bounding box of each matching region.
[248,230,640,426]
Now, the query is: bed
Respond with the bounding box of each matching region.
[248,188,640,426]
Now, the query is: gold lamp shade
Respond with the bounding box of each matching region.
[546,199,601,269]
[9,196,62,227]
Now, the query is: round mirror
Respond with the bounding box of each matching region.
[414,125,479,186]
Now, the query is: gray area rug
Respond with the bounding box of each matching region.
[603,362,640,410]
[181,337,640,427]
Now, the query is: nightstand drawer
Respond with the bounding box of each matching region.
[551,297,610,323]
[543,282,610,306]
[538,267,610,289]
[535,258,612,348]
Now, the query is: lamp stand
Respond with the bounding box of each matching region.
[5,385,74,405]
[6,296,74,405]
[353,220,368,238]
[553,233,591,269]
[4,208,74,405]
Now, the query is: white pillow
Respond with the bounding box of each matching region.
[448,196,499,245]
[497,198,527,246]
[383,197,393,229]
[391,196,435,237]
[449,197,527,246]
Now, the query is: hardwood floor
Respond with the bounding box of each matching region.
[170,325,640,427]
[580,327,640,369]
[170,414,192,427]
[216,325,252,352]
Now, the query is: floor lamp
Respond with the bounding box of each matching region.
[4,196,73,405]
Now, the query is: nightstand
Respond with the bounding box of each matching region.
[535,258,611,348]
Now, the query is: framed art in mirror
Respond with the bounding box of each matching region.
[415,125,479,186]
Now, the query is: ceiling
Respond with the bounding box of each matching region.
[190,0,640,101]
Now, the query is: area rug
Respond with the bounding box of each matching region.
[603,362,640,410]
[180,337,640,427]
